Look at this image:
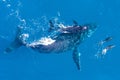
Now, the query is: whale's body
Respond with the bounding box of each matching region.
[29,26,89,53]
[5,22,97,70]
[31,32,81,53]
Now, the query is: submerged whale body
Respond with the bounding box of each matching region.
[5,21,97,70]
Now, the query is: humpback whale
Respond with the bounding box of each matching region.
[5,20,97,70]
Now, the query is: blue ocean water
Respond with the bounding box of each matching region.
[0,0,120,80]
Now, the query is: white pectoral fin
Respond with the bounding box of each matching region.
[72,48,81,70]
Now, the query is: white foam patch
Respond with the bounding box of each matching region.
[21,33,29,38]
[29,37,55,47]
[58,23,67,28]
[19,33,29,44]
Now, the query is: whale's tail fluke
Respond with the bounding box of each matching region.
[5,38,23,53]
[5,27,27,53]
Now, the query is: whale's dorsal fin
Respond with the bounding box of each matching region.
[73,20,78,27]
[72,47,81,70]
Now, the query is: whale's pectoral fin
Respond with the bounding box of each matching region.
[72,47,81,70]
[48,20,55,32]
[73,20,78,27]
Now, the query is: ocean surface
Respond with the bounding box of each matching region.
[0,0,120,80]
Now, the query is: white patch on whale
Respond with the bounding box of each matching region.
[29,37,56,47]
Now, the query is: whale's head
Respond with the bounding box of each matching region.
[80,23,97,39]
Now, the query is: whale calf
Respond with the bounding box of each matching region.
[5,20,97,70]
